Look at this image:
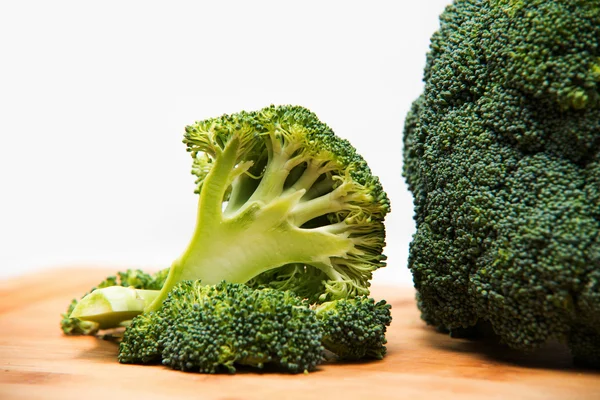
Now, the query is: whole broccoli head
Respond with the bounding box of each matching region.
[403,0,600,366]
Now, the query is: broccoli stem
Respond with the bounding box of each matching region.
[70,287,160,329]
[153,190,355,307]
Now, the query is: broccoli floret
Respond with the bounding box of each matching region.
[403,0,600,366]
[118,281,324,373]
[117,311,164,364]
[146,105,389,310]
[116,281,392,372]
[69,106,389,328]
[74,279,392,372]
[315,297,392,360]
[61,268,168,335]
[64,105,393,373]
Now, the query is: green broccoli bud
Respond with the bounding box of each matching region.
[119,281,324,373]
[77,280,393,372]
[118,311,164,364]
[315,297,392,360]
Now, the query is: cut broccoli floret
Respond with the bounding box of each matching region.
[60,299,100,335]
[118,311,165,364]
[403,0,600,366]
[147,105,389,310]
[315,296,392,360]
[74,279,392,372]
[119,281,324,373]
[63,105,393,374]
[69,106,389,327]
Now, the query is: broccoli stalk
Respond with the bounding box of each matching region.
[61,268,169,335]
[69,287,160,329]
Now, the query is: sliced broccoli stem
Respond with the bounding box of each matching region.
[303,175,336,200]
[70,287,160,329]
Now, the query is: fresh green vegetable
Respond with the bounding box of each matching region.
[119,281,325,373]
[112,281,391,373]
[151,104,390,310]
[315,296,392,360]
[62,105,392,373]
[403,0,600,366]
[60,269,168,335]
[71,105,389,330]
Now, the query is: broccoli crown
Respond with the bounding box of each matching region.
[119,281,324,373]
[403,0,600,366]
[60,268,168,335]
[149,105,390,310]
[315,297,392,360]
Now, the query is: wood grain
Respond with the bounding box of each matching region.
[1,268,599,400]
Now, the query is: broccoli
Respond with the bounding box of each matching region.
[403,0,600,366]
[72,105,389,329]
[315,297,392,360]
[61,268,168,335]
[149,104,389,310]
[63,105,392,373]
[120,281,323,373]
[115,281,391,373]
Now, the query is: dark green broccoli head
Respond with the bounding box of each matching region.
[403,0,600,366]
[315,297,392,360]
[147,281,324,374]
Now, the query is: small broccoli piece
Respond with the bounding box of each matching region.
[119,281,324,373]
[70,286,161,329]
[315,297,392,360]
[118,311,164,364]
[61,268,169,335]
[403,0,600,366]
[60,299,100,335]
[146,105,389,311]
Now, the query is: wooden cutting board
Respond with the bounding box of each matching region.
[1,268,599,400]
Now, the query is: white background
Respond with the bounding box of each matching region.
[0,1,451,285]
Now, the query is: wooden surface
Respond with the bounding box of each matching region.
[1,268,599,400]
